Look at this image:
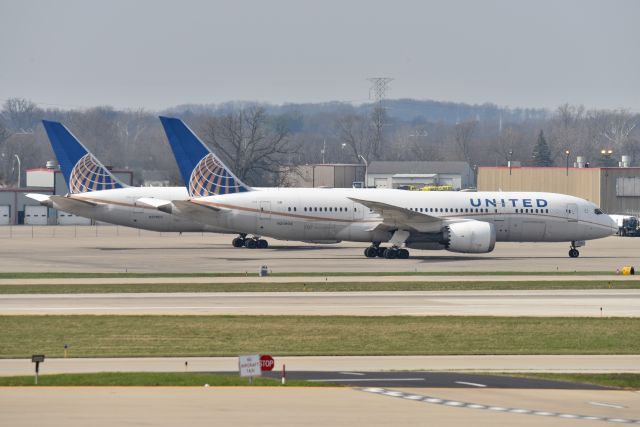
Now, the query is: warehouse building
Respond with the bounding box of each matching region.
[0,162,133,225]
[367,161,474,190]
[281,164,366,188]
[478,164,640,215]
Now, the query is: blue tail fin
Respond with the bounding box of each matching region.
[159,116,251,197]
[42,120,126,193]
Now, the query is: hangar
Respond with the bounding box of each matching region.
[0,162,133,225]
[366,161,474,190]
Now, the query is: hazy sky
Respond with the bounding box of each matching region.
[1,0,638,111]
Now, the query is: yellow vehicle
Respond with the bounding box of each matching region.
[419,185,454,191]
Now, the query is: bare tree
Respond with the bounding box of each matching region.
[335,114,372,162]
[600,109,638,148]
[2,98,42,132]
[452,120,478,165]
[203,107,296,184]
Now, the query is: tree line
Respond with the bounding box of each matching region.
[0,97,638,187]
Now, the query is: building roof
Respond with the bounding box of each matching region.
[368,161,471,175]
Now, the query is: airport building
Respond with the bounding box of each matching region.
[281,164,366,188]
[0,162,133,225]
[478,163,640,215]
[366,161,474,190]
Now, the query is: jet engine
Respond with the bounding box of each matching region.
[442,221,496,253]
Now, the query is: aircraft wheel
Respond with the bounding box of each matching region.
[257,239,269,249]
[569,248,579,258]
[397,248,410,259]
[232,238,245,248]
[245,239,258,249]
[364,247,377,258]
[376,247,387,257]
[383,248,397,259]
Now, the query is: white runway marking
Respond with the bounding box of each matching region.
[360,388,640,424]
[455,381,487,387]
[309,378,425,382]
[339,372,365,376]
[588,401,625,409]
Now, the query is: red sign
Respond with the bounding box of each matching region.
[260,355,275,371]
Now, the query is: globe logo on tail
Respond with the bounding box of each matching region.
[69,154,122,193]
[189,154,248,197]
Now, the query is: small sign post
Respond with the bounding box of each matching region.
[31,355,45,385]
[238,354,261,385]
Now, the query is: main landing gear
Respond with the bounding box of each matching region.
[364,243,410,259]
[232,234,269,249]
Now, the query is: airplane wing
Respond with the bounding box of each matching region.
[348,196,446,232]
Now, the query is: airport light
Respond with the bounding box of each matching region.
[564,149,570,176]
[13,154,21,188]
[600,149,614,167]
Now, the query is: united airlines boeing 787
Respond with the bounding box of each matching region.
[142,117,617,259]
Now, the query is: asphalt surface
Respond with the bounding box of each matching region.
[2,289,638,316]
[260,371,608,389]
[2,388,639,427]
[0,226,638,273]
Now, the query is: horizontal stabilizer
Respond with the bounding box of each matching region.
[25,193,53,208]
[136,197,174,214]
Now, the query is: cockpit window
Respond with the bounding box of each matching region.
[594,208,604,215]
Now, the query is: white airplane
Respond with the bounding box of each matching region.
[27,120,239,237]
[141,119,617,259]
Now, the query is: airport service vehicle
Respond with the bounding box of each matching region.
[610,214,640,236]
[143,119,617,259]
[27,120,232,234]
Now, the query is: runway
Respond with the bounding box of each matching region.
[2,289,639,316]
[1,387,639,427]
[0,226,638,273]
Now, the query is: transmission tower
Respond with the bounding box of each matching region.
[368,77,393,159]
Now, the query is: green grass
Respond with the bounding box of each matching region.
[1,316,639,358]
[0,280,634,294]
[510,373,640,389]
[0,271,614,279]
[0,372,318,387]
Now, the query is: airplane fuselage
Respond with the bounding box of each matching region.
[181,188,616,248]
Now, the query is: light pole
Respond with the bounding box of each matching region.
[564,149,570,176]
[600,149,614,167]
[13,154,21,188]
[358,154,368,188]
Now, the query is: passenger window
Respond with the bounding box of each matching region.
[288,207,291,211]
[294,207,297,212]
[594,208,604,215]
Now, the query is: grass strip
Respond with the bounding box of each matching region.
[0,372,319,387]
[0,280,635,294]
[0,271,615,279]
[1,316,639,358]
[509,373,640,390]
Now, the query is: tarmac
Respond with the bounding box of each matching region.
[1,387,639,427]
[2,355,640,376]
[0,226,637,273]
[2,289,638,316]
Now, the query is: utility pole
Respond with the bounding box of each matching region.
[368,77,393,160]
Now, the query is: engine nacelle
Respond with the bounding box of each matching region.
[443,221,496,253]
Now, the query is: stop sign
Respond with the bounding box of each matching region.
[260,355,275,371]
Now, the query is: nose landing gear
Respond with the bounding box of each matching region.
[568,240,584,258]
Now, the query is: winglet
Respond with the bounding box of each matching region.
[41,120,126,193]
[158,116,251,197]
